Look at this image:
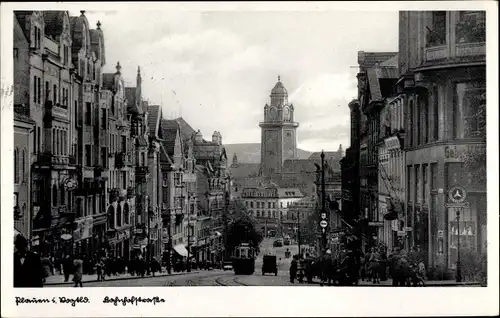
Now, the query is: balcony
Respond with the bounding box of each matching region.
[115,152,133,168]
[36,153,75,167]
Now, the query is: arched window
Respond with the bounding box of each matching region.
[52,129,56,154]
[52,185,58,206]
[116,204,122,227]
[14,148,19,183]
[37,127,41,152]
[123,203,130,225]
[107,206,115,229]
[21,149,26,182]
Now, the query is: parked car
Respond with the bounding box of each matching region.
[273,240,283,247]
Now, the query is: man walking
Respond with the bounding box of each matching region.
[14,235,45,288]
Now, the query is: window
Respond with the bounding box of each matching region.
[422,164,428,204]
[45,81,49,101]
[37,77,41,104]
[74,101,78,125]
[85,144,92,166]
[85,102,92,125]
[454,82,486,139]
[256,202,260,208]
[101,147,107,168]
[33,125,37,154]
[141,152,146,166]
[116,204,122,227]
[250,202,254,208]
[53,84,57,105]
[37,127,41,152]
[52,185,58,206]
[433,86,439,141]
[163,174,168,187]
[174,173,182,186]
[268,202,271,209]
[13,48,18,60]
[21,149,26,182]
[14,148,19,183]
[430,163,438,190]
[33,76,37,104]
[121,136,127,152]
[60,187,66,206]
[421,91,429,144]
[427,11,446,47]
[122,171,127,189]
[456,11,486,44]
[101,109,107,129]
[52,129,56,154]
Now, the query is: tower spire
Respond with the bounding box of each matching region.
[278,74,281,82]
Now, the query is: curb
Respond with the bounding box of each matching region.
[44,270,201,286]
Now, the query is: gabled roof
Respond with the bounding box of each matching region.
[175,117,196,142]
[159,142,173,165]
[14,11,34,40]
[147,105,161,138]
[160,119,180,157]
[43,11,67,39]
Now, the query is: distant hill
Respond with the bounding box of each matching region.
[224,143,312,164]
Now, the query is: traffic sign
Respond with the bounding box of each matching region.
[321,213,327,219]
[448,185,467,204]
[319,220,328,228]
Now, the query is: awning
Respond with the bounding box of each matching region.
[173,244,188,257]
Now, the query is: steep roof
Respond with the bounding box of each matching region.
[125,87,136,109]
[159,142,173,165]
[175,117,196,142]
[160,119,179,157]
[357,51,398,70]
[14,11,34,40]
[367,68,382,101]
[43,11,66,39]
[277,188,303,198]
[147,105,161,138]
[229,163,261,180]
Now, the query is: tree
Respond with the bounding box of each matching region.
[225,201,263,252]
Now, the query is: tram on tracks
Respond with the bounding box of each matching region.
[231,243,256,275]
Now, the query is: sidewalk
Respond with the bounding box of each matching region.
[44,269,201,286]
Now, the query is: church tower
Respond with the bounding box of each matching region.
[259,76,299,178]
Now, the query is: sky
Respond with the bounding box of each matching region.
[74,9,399,152]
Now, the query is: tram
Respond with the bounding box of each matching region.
[231,243,256,275]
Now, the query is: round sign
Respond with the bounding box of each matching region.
[319,220,328,228]
[448,185,467,204]
[60,233,72,241]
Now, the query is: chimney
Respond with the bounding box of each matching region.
[218,131,222,145]
[195,129,203,143]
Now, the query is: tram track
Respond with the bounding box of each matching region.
[215,275,249,286]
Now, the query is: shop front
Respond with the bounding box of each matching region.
[107,228,131,260]
[73,216,93,257]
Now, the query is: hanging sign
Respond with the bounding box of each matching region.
[448,185,467,204]
[319,220,328,228]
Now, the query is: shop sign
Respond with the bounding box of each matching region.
[437,230,444,238]
[368,222,384,227]
[397,231,406,237]
[403,227,412,232]
[385,136,401,151]
[73,216,93,242]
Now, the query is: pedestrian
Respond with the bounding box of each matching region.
[14,234,45,288]
[62,254,73,282]
[73,255,84,287]
[369,247,381,284]
[96,258,104,281]
[289,255,298,283]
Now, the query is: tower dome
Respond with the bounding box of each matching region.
[270,75,288,106]
[270,75,288,96]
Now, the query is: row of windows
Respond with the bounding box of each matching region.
[108,170,130,190]
[107,203,131,229]
[427,11,486,48]
[245,200,295,209]
[52,128,68,156]
[250,210,279,219]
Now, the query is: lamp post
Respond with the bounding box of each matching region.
[455,208,462,282]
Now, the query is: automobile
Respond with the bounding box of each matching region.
[223,261,233,271]
[262,255,278,276]
[283,236,291,245]
[273,240,283,247]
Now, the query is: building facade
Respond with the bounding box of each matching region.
[259,76,299,178]
[398,11,486,275]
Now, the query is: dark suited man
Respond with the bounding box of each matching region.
[14,235,45,287]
